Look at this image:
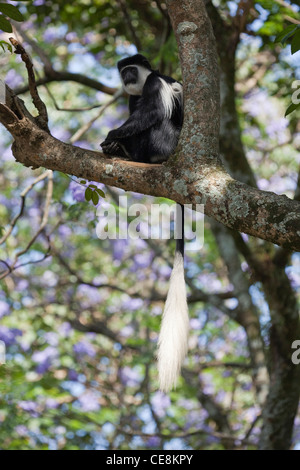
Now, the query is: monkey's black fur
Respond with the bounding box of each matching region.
[101,54,183,163]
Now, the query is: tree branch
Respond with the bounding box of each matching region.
[1,1,300,254]
[15,70,118,96]
[9,37,49,132]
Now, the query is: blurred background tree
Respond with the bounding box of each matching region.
[0,0,299,450]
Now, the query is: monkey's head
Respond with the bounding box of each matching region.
[117,54,153,96]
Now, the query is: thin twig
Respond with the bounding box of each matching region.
[70,89,123,144]
[9,37,49,131]
[0,171,53,280]
[0,170,50,245]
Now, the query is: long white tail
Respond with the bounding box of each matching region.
[157,250,189,392]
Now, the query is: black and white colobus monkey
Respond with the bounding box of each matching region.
[101,54,188,392]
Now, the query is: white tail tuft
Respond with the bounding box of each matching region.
[157,250,189,392]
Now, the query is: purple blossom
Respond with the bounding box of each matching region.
[77,284,102,304]
[78,391,100,412]
[151,305,162,316]
[19,400,39,417]
[0,300,10,318]
[158,264,172,279]
[146,436,161,448]
[190,318,202,330]
[1,146,14,161]
[5,70,24,89]
[45,398,59,409]
[266,118,288,141]
[15,279,29,292]
[44,332,59,347]
[69,181,86,202]
[119,366,141,387]
[68,369,79,381]
[119,325,135,338]
[51,127,70,141]
[184,408,208,430]
[15,425,28,436]
[59,322,73,337]
[72,140,93,150]
[32,346,58,373]
[83,32,94,44]
[112,239,128,261]
[0,326,22,346]
[132,252,153,269]
[121,297,144,311]
[43,27,59,43]
[73,340,96,358]
[151,392,171,418]
[58,225,72,238]
[65,32,78,42]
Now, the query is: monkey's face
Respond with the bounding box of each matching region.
[121,66,138,86]
[120,65,151,96]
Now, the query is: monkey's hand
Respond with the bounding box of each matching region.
[101,139,130,159]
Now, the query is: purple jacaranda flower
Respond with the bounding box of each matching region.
[51,127,70,141]
[19,401,39,417]
[119,366,141,387]
[15,425,29,436]
[121,297,144,311]
[77,284,102,304]
[68,369,79,381]
[78,391,100,412]
[15,279,29,292]
[45,398,59,409]
[0,300,10,318]
[32,346,58,373]
[43,27,59,43]
[266,118,288,141]
[44,332,59,347]
[146,436,161,448]
[5,69,23,89]
[119,325,135,338]
[111,239,128,261]
[83,32,94,44]
[73,341,96,358]
[131,252,153,269]
[190,318,202,330]
[0,326,22,346]
[58,225,72,238]
[151,391,171,418]
[59,322,73,338]
[69,181,86,203]
[66,31,78,42]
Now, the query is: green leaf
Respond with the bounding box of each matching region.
[291,30,300,55]
[59,172,69,179]
[92,190,99,205]
[285,102,299,117]
[85,187,92,201]
[0,40,11,53]
[0,15,12,33]
[275,25,298,45]
[79,180,86,185]
[95,188,105,198]
[0,3,24,22]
